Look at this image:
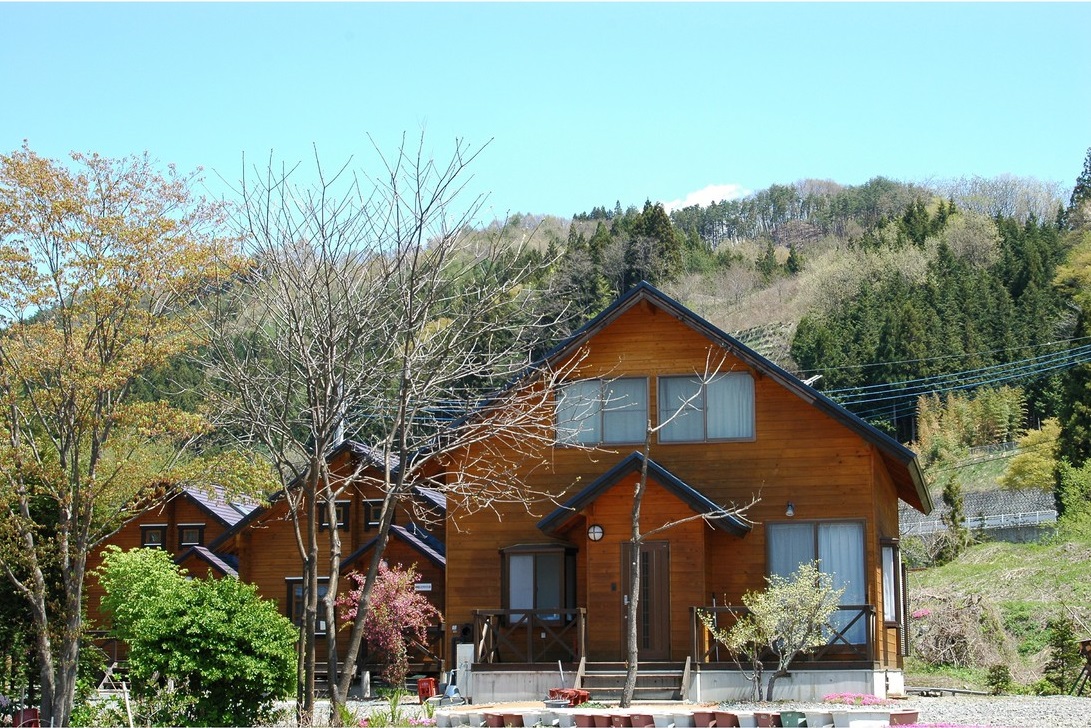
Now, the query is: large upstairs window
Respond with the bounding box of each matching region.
[658,372,754,442]
[555,378,647,445]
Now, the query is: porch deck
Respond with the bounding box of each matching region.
[470,604,880,668]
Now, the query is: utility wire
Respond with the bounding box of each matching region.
[795,335,1091,376]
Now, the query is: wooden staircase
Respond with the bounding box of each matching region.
[578,661,687,701]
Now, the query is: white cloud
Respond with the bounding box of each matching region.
[662,183,750,213]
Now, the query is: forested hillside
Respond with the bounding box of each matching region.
[541,169,1084,446]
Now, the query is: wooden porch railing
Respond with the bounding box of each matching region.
[473,608,587,664]
[361,622,447,676]
[691,604,876,665]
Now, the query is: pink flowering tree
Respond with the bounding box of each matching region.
[337,563,441,689]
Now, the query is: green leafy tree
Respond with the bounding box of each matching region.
[97,546,295,727]
[0,145,244,727]
[999,419,1060,491]
[699,562,844,701]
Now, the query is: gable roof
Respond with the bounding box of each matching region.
[537,451,752,538]
[343,521,446,570]
[539,282,932,514]
[182,485,261,528]
[176,545,239,578]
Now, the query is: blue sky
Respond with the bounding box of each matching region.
[3,3,1089,221]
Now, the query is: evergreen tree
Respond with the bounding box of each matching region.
[1037,617,1080,694]
[938,478,972,563]
[1065,147,1091,231]
[756,240,779,279]
[785,244,803,274]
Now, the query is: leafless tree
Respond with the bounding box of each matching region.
[617,351,758,707]
[204,134,584,723]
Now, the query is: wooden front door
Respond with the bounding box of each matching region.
[621,540,670,660]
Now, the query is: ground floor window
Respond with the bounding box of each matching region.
[881,537,908,655]
[286,578,330,634]
[502,545,576,623]
[767,520,865,643]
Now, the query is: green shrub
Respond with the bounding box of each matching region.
[986,664,1014,695]
[1036,617,1080,695]
[97,546,296,726]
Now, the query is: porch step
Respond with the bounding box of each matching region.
[580,662,684,701]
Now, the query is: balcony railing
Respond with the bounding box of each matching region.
[473,608,587,664]
[691,604,876,666]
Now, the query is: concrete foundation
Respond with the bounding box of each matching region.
[464,667,903,704]
[688,668,901,702]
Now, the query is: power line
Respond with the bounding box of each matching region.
[826,346,1091,424]
[795,335,1091,377]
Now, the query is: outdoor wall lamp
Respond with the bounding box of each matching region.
[587,524,605,541]
[785,502,795,518]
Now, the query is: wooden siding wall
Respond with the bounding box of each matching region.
[447,300,904,664]
[874,453,903,668]
[84,495,231,630]
[232,482,446,666]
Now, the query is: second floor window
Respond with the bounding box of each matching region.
[658,372,755,442]
[178,524,205,548]
[141,525,166,549]
[555,378,647,445]
[320,501,351,531]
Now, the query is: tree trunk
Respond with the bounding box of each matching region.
[326,495,344,726]
[335,485,398,702]
[620,433,653,708]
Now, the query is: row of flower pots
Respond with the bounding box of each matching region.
[436,708,920,728]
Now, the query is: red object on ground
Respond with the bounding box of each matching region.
[15,708,40,728]
[417,677,437,701]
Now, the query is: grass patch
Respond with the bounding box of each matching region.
[903,658,989,690]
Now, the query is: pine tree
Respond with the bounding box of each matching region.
[785,244,803,274]
[1065,147,1091,231]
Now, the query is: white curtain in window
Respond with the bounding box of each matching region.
[707,373,754,439]
[660,377,703,442]
[882,545,897,622]
[767,522,815,578]
[603,378,646,443]
[509,553,535,622]
[556,381,601,444]
[818,522,865,644]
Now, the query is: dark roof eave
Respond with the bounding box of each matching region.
[538,451,752,538]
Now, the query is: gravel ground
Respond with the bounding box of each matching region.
[719,695,1091,727]
[313,695,1091,728]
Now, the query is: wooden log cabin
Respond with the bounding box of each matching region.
[86,282,931,701]
[86,441,447,689]
[197,440,448,682]
[443,282,933,701]
[84,484,262,666]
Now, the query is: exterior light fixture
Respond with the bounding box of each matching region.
[587,524,605,541]
[785,502,795,518]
